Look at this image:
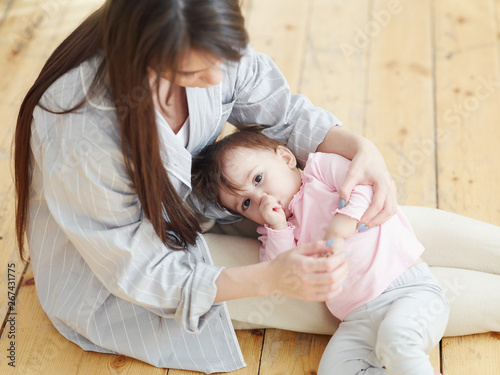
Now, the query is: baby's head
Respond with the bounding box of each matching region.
[192,127,302,225]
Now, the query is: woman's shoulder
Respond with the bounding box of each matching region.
[33,53,121,155]
[220,45,275,98]
[39,51,114,112]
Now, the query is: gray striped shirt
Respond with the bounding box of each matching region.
[28,45,341,373]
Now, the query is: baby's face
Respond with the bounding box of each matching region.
[219,146,302,225]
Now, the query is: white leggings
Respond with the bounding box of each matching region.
[317,263,449,375]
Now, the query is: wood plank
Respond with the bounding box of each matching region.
[244,0,310,92]
[259,329,330,374]
[0,0,13,28]
[0,0,103,142]
[429,345,441,373]
[78,352,167,375]
[300,0,370,134]
[168,329,264,375]
[442,333,500,375]
[434,0,500,225]
[434,0,500,374]
[365,0,436,207]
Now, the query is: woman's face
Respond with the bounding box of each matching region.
[167,49,224,88]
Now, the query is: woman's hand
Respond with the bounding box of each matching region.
[340,139,397,228]
[316,126,397,228]
[264,241,348,301]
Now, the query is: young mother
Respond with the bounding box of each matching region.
[14,0,500,373]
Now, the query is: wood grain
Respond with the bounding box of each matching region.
[442,333,500,375]
[259,329,330,375]
[365,0,436,207]
[300,0,369,135]
[434,0,500,373]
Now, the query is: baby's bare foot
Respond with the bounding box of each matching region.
[434,370,442,375]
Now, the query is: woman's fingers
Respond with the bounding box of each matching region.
[312,272,349,300]
[359,176,397,228]
[337,167,360,206]
[308,259,348,286]
[295,240,337,258]
[337,138,398,229]
[294,260,349,301]
[272,245,348,301]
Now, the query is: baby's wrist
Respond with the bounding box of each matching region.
[324,232,346,242]
[268,221,288,231]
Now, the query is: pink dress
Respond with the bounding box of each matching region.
[257,152,424,320]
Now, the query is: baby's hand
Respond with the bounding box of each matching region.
[321,236,345,256]
[260,194,287,230]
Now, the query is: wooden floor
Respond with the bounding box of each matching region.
[0,0,499,374]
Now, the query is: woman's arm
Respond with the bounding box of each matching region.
[316,126,397,228]
[214,240,348,303]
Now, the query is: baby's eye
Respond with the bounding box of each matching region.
[254,174,262,185]
[242,198,251,211]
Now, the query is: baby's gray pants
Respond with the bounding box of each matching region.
[318,263,450,375]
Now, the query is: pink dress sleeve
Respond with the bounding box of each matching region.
[257,223,297,262]
[305,153,374,222]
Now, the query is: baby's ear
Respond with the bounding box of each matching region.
[276,146,297,168]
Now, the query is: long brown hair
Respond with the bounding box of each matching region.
[14,0,248,262]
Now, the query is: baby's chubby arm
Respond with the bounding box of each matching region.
[324,214,358,254]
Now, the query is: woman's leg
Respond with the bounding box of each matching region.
[431,267,500,336]
[203,232,340,334]
[401,206,500,336]
[401,206,500,274]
